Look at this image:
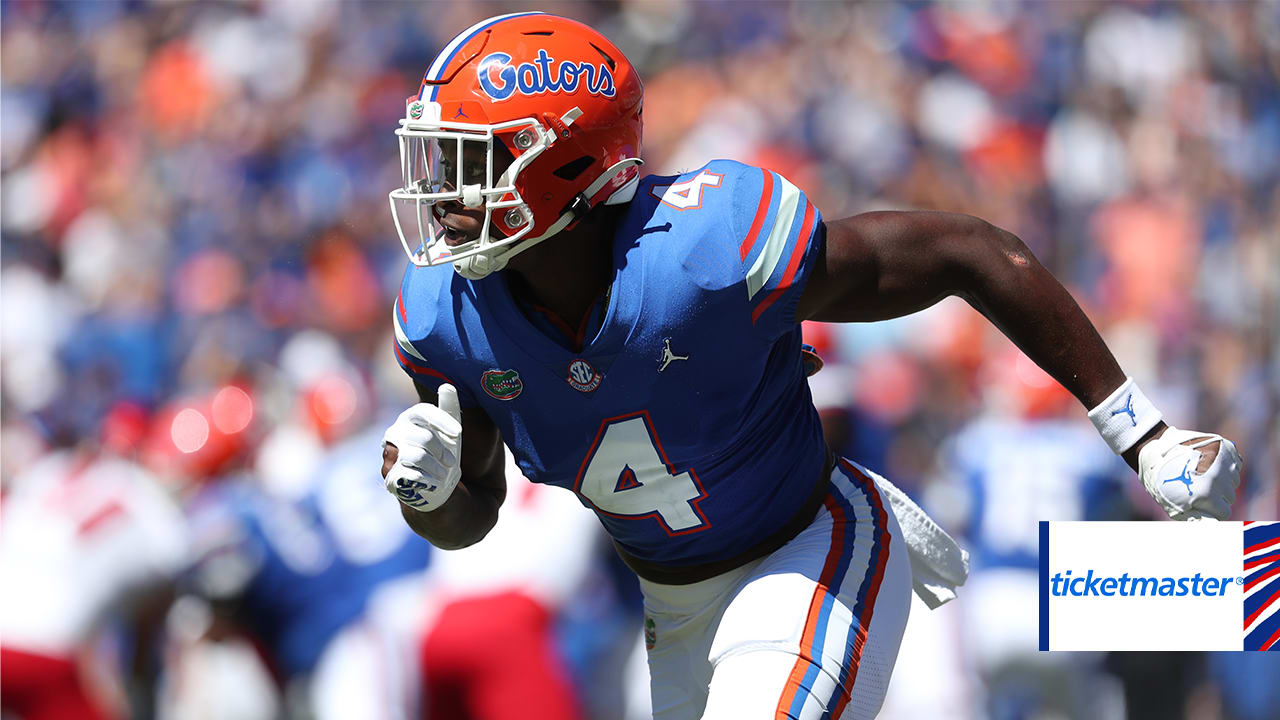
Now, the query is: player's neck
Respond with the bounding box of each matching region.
[505,206,623,325]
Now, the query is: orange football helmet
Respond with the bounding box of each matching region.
[389,12,644,279]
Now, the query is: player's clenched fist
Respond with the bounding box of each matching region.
[381,384,463,512]
[1139,427,1242,521]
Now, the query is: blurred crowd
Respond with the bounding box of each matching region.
[1,1,1277,719]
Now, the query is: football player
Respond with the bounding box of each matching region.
[170,388,431,720]
[379,12,1242,719]
[1,425,187,720]
[945,357,1131,718]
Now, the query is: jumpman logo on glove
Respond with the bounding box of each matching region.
[1162,460,1195,497]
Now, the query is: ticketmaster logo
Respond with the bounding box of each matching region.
[1050,569,1242,597]
[1040,521,1266,651]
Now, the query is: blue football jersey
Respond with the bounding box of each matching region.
[184,429,432,677]
[948,418,1129,570]
[393,160,829,567]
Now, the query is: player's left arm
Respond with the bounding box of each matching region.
[797,211,1241,519]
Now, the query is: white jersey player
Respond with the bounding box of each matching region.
[1,448,188,719]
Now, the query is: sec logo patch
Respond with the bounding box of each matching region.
[566,359,601,393]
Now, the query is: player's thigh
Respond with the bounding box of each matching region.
[643,563,758,720]
[647,635,716,720]
[702,461,912,720]
[645,589,731,719]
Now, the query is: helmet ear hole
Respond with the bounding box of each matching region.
[553,155,595,181]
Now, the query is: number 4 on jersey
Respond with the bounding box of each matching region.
[651,170,723,211]
[575,412,709,535]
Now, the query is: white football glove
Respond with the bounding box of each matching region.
[1138,427,1242,521]
[382,384,462,512]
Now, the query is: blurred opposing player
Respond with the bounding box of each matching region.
[170,382,431,720]
[379,13,1243,718]
[1,416,187,720]
[947,355,1129,718]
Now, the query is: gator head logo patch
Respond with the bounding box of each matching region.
[481,369,523,400]
[408,100,425,120]
[644,616,657,650]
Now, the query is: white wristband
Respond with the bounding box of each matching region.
[1087,377,1163,455]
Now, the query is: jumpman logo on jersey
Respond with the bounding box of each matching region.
[657,338,689,372]
[1111,394,1137,426]
[1162,460,1195,497]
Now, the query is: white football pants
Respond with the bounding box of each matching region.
[641,459,912,720]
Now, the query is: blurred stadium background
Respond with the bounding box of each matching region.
[1,1,1277,719]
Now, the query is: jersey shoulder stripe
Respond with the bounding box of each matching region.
[737,169,774,261]
[647,160,824,338]
[392,266,461,389]
[392,300,453,385]
[751,199,818,324]
[743,172,805,301]
[720,163,824,333]
[393,295,427,363]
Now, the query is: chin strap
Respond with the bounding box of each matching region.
[454,157,644,280]
[536,157,644,237]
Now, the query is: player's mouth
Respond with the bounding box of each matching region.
[435,206,483,247]
[439,223,472,246]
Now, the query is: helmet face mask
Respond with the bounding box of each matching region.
[389,12,644,279]
[390,103,545,276]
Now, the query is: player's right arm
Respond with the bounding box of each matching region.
[381,380,506,550]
